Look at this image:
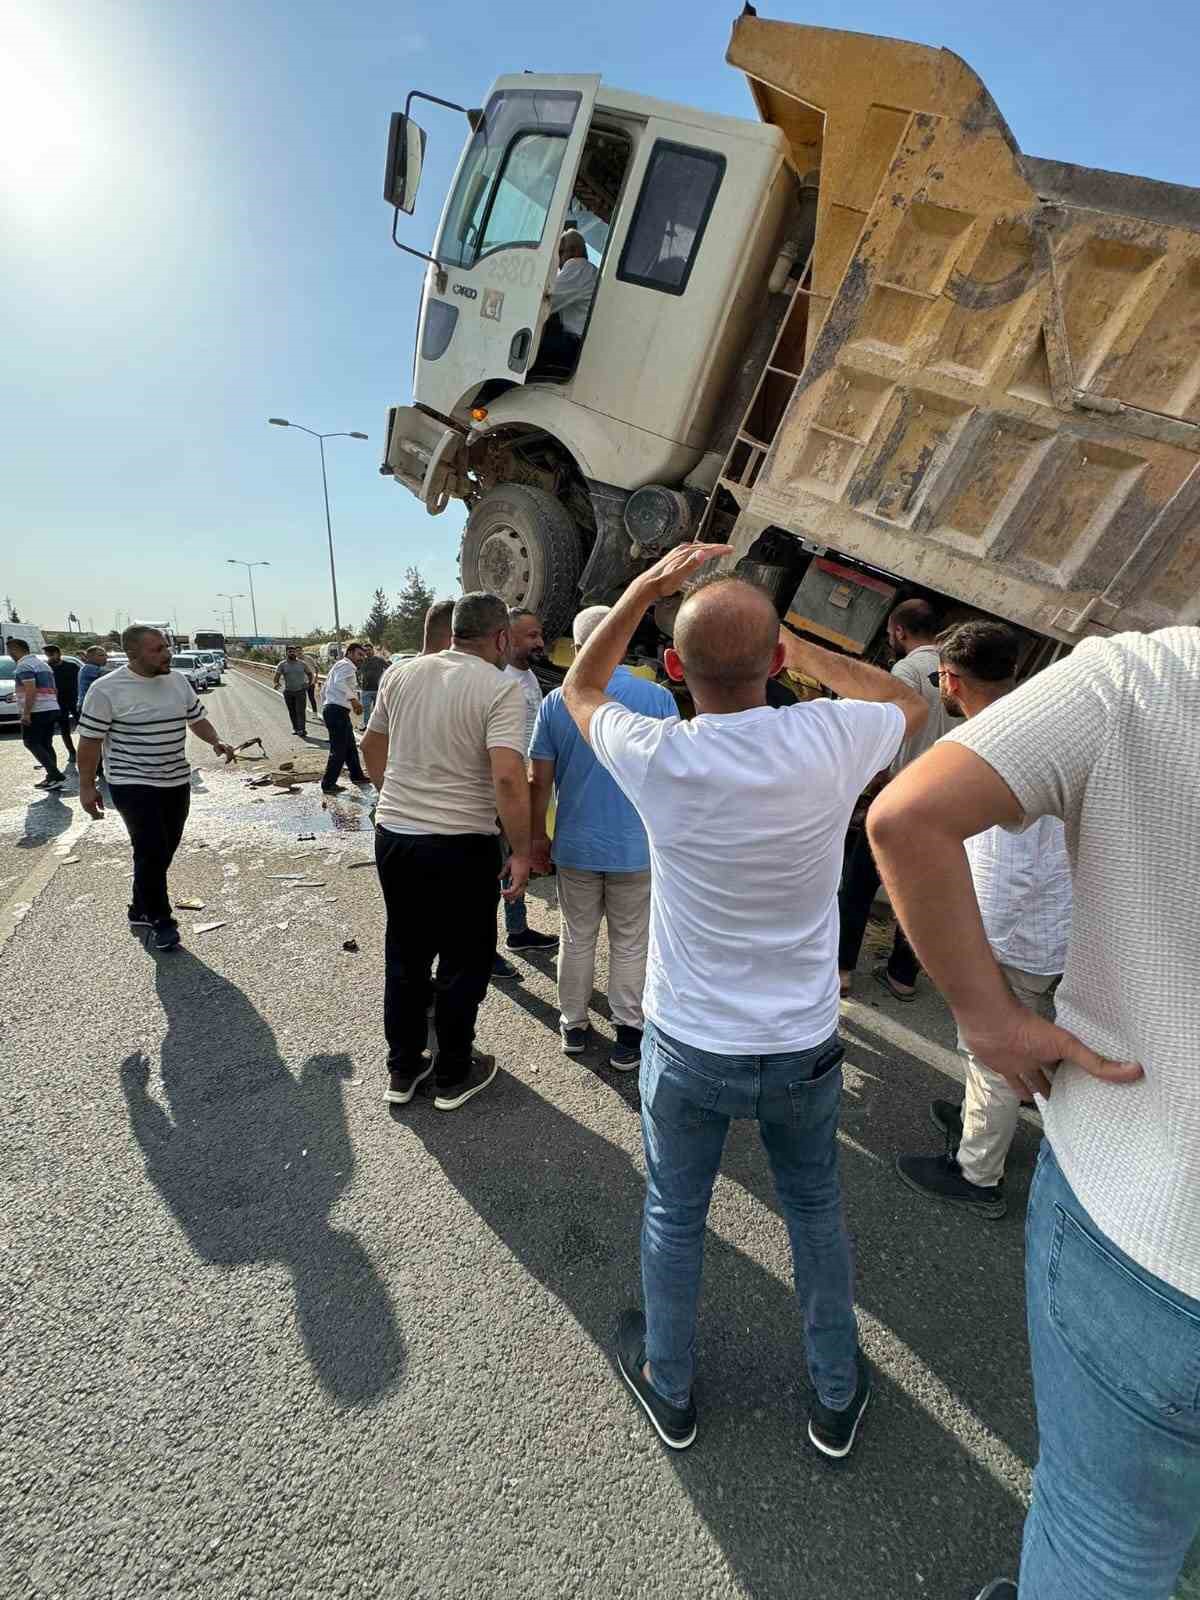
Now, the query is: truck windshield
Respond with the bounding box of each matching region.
[438,88,580,269]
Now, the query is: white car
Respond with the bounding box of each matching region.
[0,655,20,729]
[170,652,210,693]
[196,650,224,685]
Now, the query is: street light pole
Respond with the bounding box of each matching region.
[217,592,245,638]
[267,419,368,642]
[226,559,270,642]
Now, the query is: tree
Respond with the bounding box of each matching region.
[384,566,436,653]
[362,588,391,644]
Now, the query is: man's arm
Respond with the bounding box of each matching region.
[530,758,555,875]
[779,630,927,741]
[490,747,532,900]
[868,741,1140,1098]
[189,717,236,762]
[361,729,387,789]
[17,671,36,723]
[77,736,105,817]
[272,666,283,688]
[563,542,731,742]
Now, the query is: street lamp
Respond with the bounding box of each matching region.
[268,418,368,641]
[226,558,270,642]
[217,592,246,637]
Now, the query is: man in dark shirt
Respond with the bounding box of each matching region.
[44,645,79,765]
[359,647,390,730]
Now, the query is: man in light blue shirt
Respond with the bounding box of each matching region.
[530,607,676,1069]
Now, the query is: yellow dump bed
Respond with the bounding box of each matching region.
[723,15,1200,639]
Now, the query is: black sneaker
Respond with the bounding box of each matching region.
[615,1309,696,1450]
[930,1097,964,1150]
[974,1584,1017,1600]
[610,1025,642,1072]
[808,1354,871,1459]
[433,1053,497,1111]
[44,778,66,791]
[385,1058,433,1105]
[128,906,152,929]
[895,1152,1006,1218]
[321,784,345,795]
[152,918,182,952]
[560,1022,590,1055]
[491,954,519,981]
[506,927,559,952]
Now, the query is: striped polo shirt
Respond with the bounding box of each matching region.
[78,665,202,788]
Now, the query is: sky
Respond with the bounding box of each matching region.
[2,0,1195,639]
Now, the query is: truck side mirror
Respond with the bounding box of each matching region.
[384,112,427,214]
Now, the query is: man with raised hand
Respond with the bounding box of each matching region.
[562,544,926,1456]
[869,626,1197,1600]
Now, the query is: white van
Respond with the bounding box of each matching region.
[0,622,46,656]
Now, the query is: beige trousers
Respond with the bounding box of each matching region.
[556,867,651,1031]
[957,963,1058,1188]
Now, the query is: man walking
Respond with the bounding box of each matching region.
[359,645,390,730]
[44,644,80,765]
[838,597,952,998]
[273,646,316,736]
[10,638,66,791]
[321,641,369,794]
[530,606,676,1069]
[77,625,235,951]
[500,608,557,960]
[563,546,926,1453]
[360,593,531,1112]
[893,621,1071,1219]
[869,627,1198,1600]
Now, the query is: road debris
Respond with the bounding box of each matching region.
[276,920,290,930]
[233,737,266,757]
[346,859,374,870]
[59,856,81,865]
[278,761,295,771]
[298,833,316,842]
[342,938,359,952]
[176,897,205,910]
[269,874,308,881]
[193,921,228,935]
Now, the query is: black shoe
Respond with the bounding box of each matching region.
[808,1354,871,1459]
[321,784,345,795]
[560,1022,590,1055]
[973,1584,1017,1600]
[385,1058,433,1105]
[152,918,182,952]
[491,955,519,980]
[610,1025,642,1072]
[34,775,65,790]
[506,927,559,952]
[433,1053,498,1111]
[895,1152,1006,1218]
[128,907,152,929]
[615,1309,696,1450]
[930,1097,964,1150]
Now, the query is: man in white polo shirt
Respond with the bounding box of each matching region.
[77,625,235,951]
[870,626,1199,1600]
[562,543,926,1456]
[321,641,369,794]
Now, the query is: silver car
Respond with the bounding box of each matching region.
[0,655,20,729]
[196,650,224,685]
[170,652,209,693]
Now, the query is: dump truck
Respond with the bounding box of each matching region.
[379,12,1199,662]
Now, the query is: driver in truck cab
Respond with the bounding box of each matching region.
[536,230,598,372]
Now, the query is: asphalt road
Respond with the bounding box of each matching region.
[3,668,1194,1599]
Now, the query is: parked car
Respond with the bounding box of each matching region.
[196,650,224,685]
[0,655,20,729]
[170,652,209,693]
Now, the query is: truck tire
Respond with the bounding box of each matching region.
[460,484,583,644]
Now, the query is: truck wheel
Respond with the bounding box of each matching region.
[460,485,582,644]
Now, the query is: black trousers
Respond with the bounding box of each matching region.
[57,710,76,758]
[306,684,318,713]
[22,711,63,780]
[375,829,501,1086]
[110,782,191,923]
[322,705,365,787]
[283,688,308,734]
[837,825,919,986]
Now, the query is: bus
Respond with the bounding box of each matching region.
[194,630,227,662]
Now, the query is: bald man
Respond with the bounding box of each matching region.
[535,230,598,372]
[563,545,926,1457]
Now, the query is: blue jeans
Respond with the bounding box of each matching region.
[360,689,376,728]
[1021,1144,1200,1599]
[639,1022,857,1411]
[503,892,527,935]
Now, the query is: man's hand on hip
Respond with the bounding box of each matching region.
[960,1001,1142,1101]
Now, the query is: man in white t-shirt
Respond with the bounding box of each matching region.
[320,642,369,794]
[869,628,1198,1600]
[535,229,598,373]
[561,543,926,1456]
[893,621,1072,1219]
[499,608,558,961]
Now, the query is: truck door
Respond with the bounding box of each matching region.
[415,76,600,410]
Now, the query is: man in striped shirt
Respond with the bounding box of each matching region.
[77,625,235,951]
[894,620,1071,1218]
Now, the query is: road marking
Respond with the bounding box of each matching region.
[0,807,91,954]
[843,999,1043,1130]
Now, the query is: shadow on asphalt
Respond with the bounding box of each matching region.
[17,793,74,848]
[404,1071,1025,1598]
[119,952,404,1409]
[498,974,640,1114]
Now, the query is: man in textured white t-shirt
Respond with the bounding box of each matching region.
[561,543,927,1456]
[895,620,1072,1220]
[870,627,1199,1600]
